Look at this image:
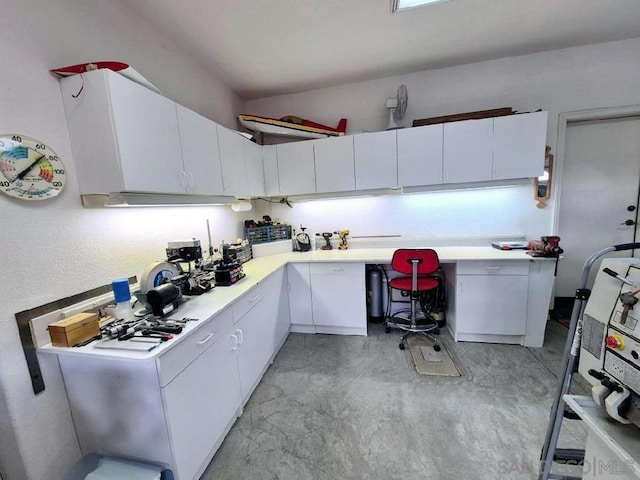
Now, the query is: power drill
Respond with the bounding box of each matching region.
[334,229,349,250]
[316,232,333,250]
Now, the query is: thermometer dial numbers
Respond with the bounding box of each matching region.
[0,135,66,201]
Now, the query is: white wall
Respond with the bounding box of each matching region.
[0,2,243,479]
[248,39,640,239]
[257,184,546,242]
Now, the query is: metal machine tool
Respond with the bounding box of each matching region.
[293,225,311,252]
[539,243,640,480]
[214,243,246,286]
[578,257,640,426]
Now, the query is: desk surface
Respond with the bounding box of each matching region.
[37,246,550,360]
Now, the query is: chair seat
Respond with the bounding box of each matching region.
[389,276,439,292]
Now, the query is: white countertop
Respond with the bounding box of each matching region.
[38,246,548,360]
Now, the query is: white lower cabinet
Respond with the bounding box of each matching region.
[286,262,367,336]
[163,327,242,480]
[309,263,367,336]
[59,268,290,480]
[287,263,315,333]
[452,261,529,342]
[233,268,290,403]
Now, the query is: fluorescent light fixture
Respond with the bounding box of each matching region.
[81,193,235,208]
[392,0,452,12]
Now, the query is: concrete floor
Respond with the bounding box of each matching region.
[201,321,588,480]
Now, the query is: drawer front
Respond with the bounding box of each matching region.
[456,260,529,276]
[309,262,363,276]
[157,307,234,386]
[232,281,268,322]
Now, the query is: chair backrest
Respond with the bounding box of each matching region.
[391,249,440,275]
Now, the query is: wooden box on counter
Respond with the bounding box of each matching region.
[49,312,100,347]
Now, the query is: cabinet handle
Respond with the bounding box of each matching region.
[197,332,215,345]
[330,267,344,272]
[458,280,463,293]
[236,328,244,344]
[186,171,194,188]
[249,294,261,303]
[231,334,238,351]
[485,266,501,271]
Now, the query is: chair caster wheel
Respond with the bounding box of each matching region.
[385,326,391,333]
[433,345,441,352]
[399,343,405,350]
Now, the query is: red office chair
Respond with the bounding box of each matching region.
[385,249,441,351]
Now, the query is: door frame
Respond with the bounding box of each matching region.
[552,105,640,233]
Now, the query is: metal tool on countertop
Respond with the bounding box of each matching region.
[147,283,181,316]
[316,232,333,250]
[73,334,103,347]
[334,229,349,250]
[293,225,311,252]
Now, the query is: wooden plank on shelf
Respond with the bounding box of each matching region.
[412,107,514,127]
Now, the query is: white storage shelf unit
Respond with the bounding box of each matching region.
[59,70,548,201]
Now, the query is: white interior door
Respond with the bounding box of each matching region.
[556,116,640,297]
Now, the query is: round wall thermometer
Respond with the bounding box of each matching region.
[0,134,66,200]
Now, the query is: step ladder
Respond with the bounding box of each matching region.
[538,243,640,480]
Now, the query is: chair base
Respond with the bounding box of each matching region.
[385,309,441,351]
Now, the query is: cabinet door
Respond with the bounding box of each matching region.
[176,105,224,195]
[443,118,493,184]
[287,263,314,327]
[456,275,528,335]
[236,299,275,403]
[313,136,355,193]
[354,130,398,190]
[108,71,184,193]
[493,111,547,180]
[277,141,316,195]
[262,145,280,196]
[397,124,443,187]
[217,126,247,196]
[261,268,291,349]
[163,334,241,480]
[311,271,366,331]
[244,140,265,197]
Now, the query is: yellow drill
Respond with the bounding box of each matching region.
[335,229,350,250]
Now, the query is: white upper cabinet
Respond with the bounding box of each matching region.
[262,145,280,197]
[61,69,185,194]
[397,124,443,187]
[493,111,547,180]
[354,130,398,190]
[244,140,265,197]
[175,105,224,195]
[313,135,355,193]
[277,141,316,196]
[443,118,494,184]
[217,125,248,197]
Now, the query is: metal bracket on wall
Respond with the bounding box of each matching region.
[15,276,136,394]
